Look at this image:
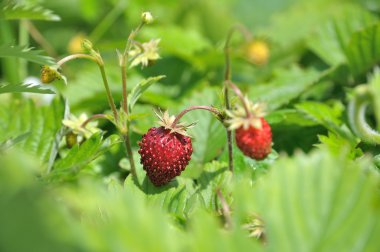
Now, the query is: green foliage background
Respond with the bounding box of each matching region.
[1,0,380,251]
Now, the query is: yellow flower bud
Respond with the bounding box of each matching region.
[67,33,87,54]
[141,12,154,24]
[245,40,269,66]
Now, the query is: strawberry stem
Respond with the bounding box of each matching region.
[123,135,136,178]
[171,106,222,128]
[224,25,251,173]
[227,80,252,118]
[81,114,108,128]
[56,53,119,123]
[57,54,98,67]
[120,21,145,114]
[118,21,146,181]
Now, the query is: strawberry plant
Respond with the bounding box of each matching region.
[1,0,380,251]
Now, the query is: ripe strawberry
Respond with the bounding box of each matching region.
[226,98,272,160]
[138,111,193,186]
[235,117,272,160]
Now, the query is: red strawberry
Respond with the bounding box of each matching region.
[138,126,193,186]
[235,117,272,160]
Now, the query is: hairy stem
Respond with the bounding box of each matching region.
[118,21,145,180]
[223,24,253,172]
[81,114,108,128]
[227,80,252,117]
[121,22,145,112]
[98,65,119,122]
[121,64,128,113]
[171,105,222,128]
[57,54,97,67]
[57,53,119,123]
[123,133,136,178]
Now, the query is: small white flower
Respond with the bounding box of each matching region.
[62,113,100,139]
[129,39,161,68]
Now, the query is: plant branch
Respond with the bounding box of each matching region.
[81,114,108,128]
[226,80,252,117]
[57,54,97,67]
[120,21,145,114]
[223,24,253,173]
[98,64,119,122]
[117,21,146,180]
[171,105,222,128]
[123,134,136,178]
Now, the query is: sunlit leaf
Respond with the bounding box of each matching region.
[308,6,378,66]
[248,66,321,111]
[127,75,165,113]
[0,82,55,94]
[0,98,64,164]
[345,23,380,76]
[250,148,380,251]
[0,45,55,65]
[2,3,60,21]
[295,101,357,145]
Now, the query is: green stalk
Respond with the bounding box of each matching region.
[224,28,235,173]
[98,64,119,122]
[171,105,223,128]
[223,24,253,172]
[118,21,145,180]
[19,19,29,82]
[0,19,19,85]
[56,54,119,123]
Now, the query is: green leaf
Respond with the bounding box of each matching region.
[295,101,357,145]
[196,161,232,210]
[248,66,322,111]
[317,132,362,159]
[0,82,55,94]
[0,98,64,164]
[0,45,55,65]
[345,23,380,76]
[49,133,119,181]
[308,7,378,66]
[266,109,317,127]
[250,148,380,251]
[0,132,30,152]
[127,75,165,113]
[2,3,60,21]
[266,1,367,48]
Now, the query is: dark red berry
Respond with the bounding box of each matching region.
[235,118,272,160]
[138,126,193,186]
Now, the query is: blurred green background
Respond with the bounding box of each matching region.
[1,0,380,251]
